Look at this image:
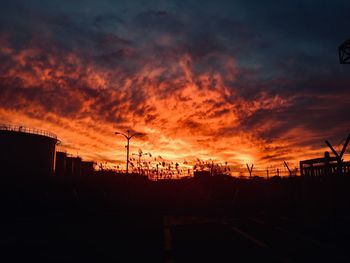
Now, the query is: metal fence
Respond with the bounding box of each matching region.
[235,167,299,178]
[0,124,57,140]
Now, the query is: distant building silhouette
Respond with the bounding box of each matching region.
[300,134,350,176]
[81,161,95,176]
[66,156,82,177]
[55,151,67,176]
[0,124,57,177]
[55,151,94,176]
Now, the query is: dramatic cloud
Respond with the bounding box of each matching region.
[0,0,349,175]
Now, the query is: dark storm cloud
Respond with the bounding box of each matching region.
[94,14,124,28]
[133,10,184,33]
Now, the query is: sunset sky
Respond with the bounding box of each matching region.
[0,0,349,173]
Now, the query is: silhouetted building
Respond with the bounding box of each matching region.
[66,156,82,176]
[300,135,350,176]
[55,152,95,176]
[300,151,350,176]
[82,161,95,176]
[55,151,67,176]
[0,124,57,177]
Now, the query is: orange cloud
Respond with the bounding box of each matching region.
[0,35,344,176]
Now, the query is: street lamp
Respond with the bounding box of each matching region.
[115,130,142,175]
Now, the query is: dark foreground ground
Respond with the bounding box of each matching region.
[0,174,349,262]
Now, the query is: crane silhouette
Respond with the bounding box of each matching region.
[339,38,350,64]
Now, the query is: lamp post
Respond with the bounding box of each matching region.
[115,130,142,175]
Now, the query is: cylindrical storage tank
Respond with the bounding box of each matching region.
[0,125,58,177]
[66,157,82,176]
[55,152,67,176]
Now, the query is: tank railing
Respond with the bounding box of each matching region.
[0,124,57,140]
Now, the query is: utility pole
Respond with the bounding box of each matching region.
[115,130,142,175]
